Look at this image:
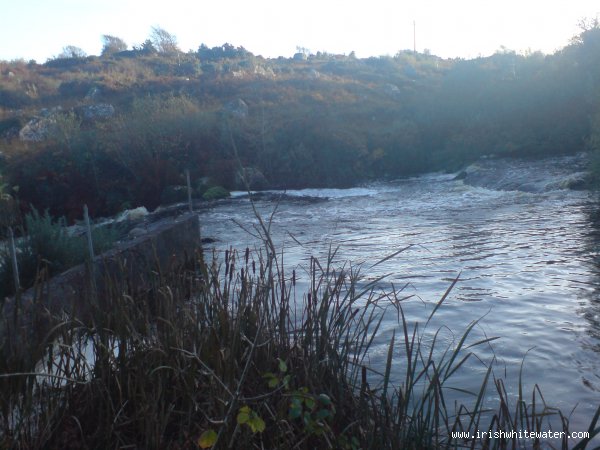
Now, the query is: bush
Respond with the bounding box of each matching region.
[202,185,229,201]
[160,185,189,205]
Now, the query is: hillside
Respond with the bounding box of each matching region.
[1,25,600,221]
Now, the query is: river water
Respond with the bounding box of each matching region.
[197,154,600,434]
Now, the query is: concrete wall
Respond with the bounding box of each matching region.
[1,213,201,337]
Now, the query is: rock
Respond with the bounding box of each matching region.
[18,107,66,141]
[19,116,54,141]
[39,106,63,117]
[77,103,115,121]
[116,206,149,222]
[235,167,269,190]
[224,98,248,119]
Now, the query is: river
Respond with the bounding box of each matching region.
[197,153,600,435]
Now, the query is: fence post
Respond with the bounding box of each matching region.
[83,204,95,261]
[8,227,20,292]
[186,169,193,213]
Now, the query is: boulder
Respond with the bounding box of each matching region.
[19,116,55,141]
[116,206,149,223]
[18,107,67,141]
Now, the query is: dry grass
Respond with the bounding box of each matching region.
[1,227,599,449]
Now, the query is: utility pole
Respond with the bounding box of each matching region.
[413,20,416,53]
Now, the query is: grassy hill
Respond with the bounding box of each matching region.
[1,25,600,221]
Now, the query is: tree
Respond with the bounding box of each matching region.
[101,35,127,56]
[149,26,179,53]
[58,45,87,59]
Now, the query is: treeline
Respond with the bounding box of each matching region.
[1,23,600,221]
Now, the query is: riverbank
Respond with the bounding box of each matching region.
[2,227,600,448]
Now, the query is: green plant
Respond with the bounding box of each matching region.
[202,185,229,201]
[0,208,122,298]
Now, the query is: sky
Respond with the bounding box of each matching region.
[1,0,599,62]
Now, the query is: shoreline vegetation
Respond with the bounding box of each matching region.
[1,23,600,224]
[2,20,600,450]
[1,207,599,449]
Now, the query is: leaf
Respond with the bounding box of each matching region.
[304,396,316,410]
[316,409,331,420]
[289,399,302,419]
[238,406,266,433]
[263,372,279,388]
[282,374,291,387]
[237,406,250,424]
[317,394,332,406]
[197,429,218,448]
[278,358,288,373]
[247,415,266,433]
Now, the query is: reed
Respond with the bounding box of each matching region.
[1,229,599,449]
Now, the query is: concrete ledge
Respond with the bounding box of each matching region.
[1,213,201,336]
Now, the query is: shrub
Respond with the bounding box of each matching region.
[202,185,229,200]
[160,185,189,205]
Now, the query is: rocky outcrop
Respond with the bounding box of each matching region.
[19,104,115,141]
[19,113,59,141]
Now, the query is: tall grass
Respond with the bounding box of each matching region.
[0,208,122,298]
[1,227,599,448]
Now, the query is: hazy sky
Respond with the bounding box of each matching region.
[1,0,599,62]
